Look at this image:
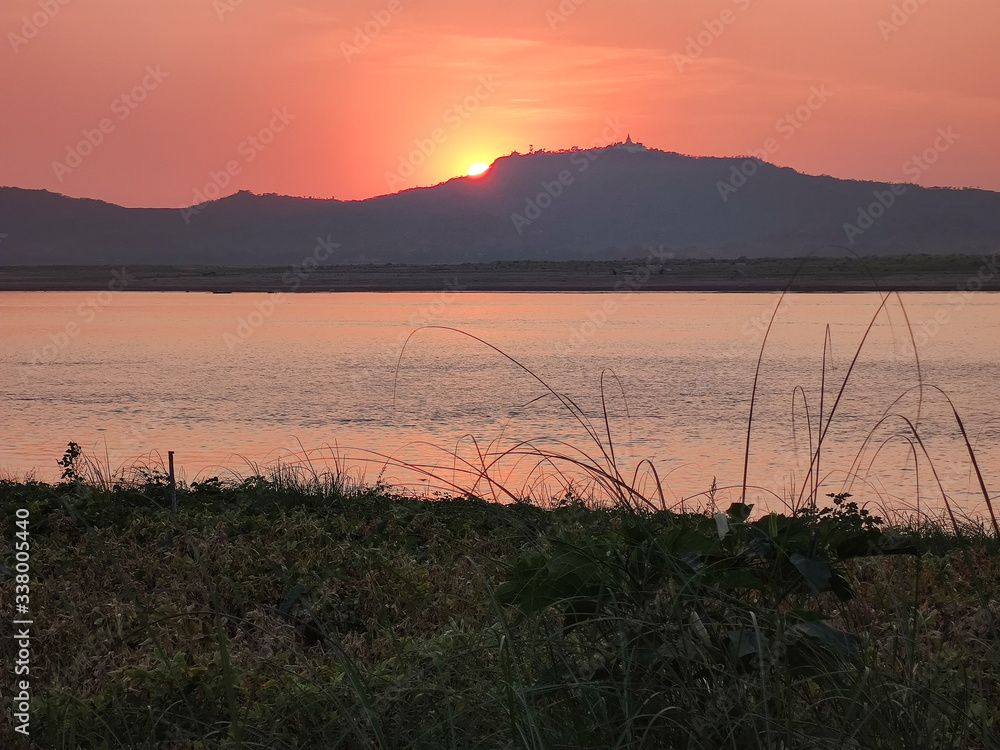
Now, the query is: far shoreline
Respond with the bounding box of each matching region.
[1,255,998,293]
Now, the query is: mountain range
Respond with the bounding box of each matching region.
[2,143,998,265]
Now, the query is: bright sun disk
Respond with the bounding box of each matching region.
[467,162,489,176]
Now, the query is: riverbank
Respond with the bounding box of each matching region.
[1,469,997,748]
[2,254,999,292]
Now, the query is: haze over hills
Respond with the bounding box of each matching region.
[2,142,999,266]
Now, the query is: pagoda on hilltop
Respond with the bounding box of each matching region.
[616,134,648,153]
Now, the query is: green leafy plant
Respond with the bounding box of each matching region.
[57,440,82,481]
[493,501,929,747]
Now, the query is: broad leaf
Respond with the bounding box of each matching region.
[829,569,855,601]
[837,531,919,558]
[727,503,753,524]
[728,629,768,659]
[793,620,859,660]
[714,513,729,539]
[790,553,831,594]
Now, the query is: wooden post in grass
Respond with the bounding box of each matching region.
[168,451,177,513]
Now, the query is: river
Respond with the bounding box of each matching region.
[2,291,997,519]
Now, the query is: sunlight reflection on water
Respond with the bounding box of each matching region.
[1,291,997,519]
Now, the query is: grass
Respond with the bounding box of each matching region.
[3,288,998,747]
[1,465,997,749]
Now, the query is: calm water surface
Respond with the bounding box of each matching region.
[2,291,998,518]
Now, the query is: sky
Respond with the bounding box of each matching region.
[1,0,998,208]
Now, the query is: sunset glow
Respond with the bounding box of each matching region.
[2,1,998,207]
[5,1,1000,740]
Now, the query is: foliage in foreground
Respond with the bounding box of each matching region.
[0,475,998,749]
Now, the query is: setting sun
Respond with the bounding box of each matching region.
[467,162,490,177]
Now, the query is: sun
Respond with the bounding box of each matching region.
[467,162,489,177]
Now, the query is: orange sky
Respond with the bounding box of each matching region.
[2,0,998,207]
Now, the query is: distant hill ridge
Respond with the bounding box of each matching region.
[2,143,998,265]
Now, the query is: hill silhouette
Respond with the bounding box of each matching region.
[2,144,998,265]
